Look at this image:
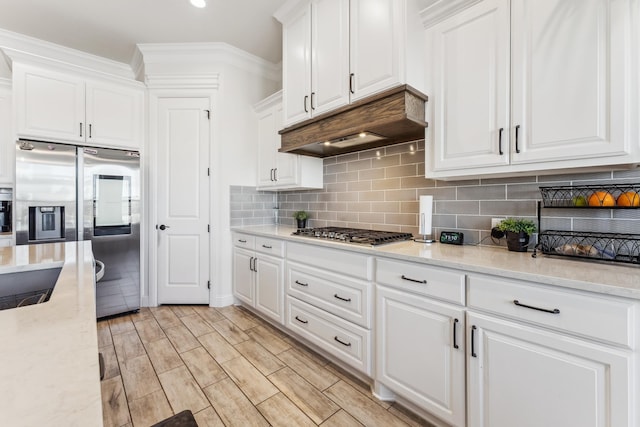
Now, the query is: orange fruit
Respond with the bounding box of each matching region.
[616,191,640,207]
[588,191,615,207]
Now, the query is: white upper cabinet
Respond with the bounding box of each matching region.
[276,0,424,127]
[0,81,12,185]
[255,92,323,190]
[425,0,639,179]
[14,63,143,149]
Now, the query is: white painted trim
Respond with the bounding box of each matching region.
[273,0,310,24]
[136,42,281,82]
[210,294,235,308]
[0,28,135,80]
[253,90,282,112]
[419,0,484,29]
[145,74,221,90]
[129,48,145,83]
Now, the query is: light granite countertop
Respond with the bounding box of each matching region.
[0,241,102,427]
[233,225,640,300]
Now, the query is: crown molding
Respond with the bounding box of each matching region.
[419,0,483,28]
[145,74,221,90]
[273,0,309,24]
[136,42,281,83]
[253,90,282,112]
[0,28,136,80]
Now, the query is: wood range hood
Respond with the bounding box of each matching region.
[278,85,428,157]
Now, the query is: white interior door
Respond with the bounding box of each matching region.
[157,97,210,304]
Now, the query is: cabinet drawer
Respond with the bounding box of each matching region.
[233,233,255,249]
[376,258,465,306]
[287,242,371,280]
[255,237,284,257]
[286,296,371,375]
[468,274,636,348]
[287,262,371,328]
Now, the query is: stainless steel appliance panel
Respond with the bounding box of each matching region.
[81,147,140,318]
[0,188,12,234]
[15,141,77,245]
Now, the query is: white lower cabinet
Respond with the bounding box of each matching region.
[232,233,284,324]
[467,274,637,427]
[285,242,373,375]
[467,311,633,427]
[376,285,466,427]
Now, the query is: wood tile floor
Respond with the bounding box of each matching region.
[99,305,434,427]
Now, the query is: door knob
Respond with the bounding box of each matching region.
[157,224,170,230]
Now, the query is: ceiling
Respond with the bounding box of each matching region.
[0,0,288,66]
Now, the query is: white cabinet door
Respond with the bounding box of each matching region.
[233,247,255,306]
[16,64,85,143]
[272,105,299,186]
[377,285,466,427]
[0,82,12,184]
[510,0,633,164]
[467,312,633,427]
[256,107,279,187]
[255,254,284,323]
[282,5,312,126]
[311,0,350,116]
[86,82,143,149]
[429,0,511,172]
[350,0,401,101]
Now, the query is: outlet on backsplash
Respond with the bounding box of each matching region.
[491,218,505,228]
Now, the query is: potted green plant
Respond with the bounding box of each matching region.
[498,217,537,252]
[293,210,309,229]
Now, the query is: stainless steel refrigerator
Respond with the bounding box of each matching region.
[15,140,141,318]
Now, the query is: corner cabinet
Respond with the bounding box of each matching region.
[13,63,144,149]
[232,233,285,324]
[425,0,640,179]
[0,80,12,184]
[254,92,323,190]
[275,0,425,127]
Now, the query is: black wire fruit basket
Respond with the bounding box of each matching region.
[537,230,640,265]
[539,183,640,208]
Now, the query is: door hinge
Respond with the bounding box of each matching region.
[204,109,210,120]
[208,224,210,232]
[207,280,211,289]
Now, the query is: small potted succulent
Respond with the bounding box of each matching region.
[498,217,537,252]
[293,210,309,229]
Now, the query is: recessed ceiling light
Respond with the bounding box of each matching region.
[190,0,206,8]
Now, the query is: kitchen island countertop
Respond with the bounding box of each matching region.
[0,241,102,427]
[233,225,640,300]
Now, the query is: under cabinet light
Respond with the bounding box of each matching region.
[190,0,206,8]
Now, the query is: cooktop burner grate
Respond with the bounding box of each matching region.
[292,226,413,246]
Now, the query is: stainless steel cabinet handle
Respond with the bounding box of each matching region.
[238,239,247,243]
[249,256,254,272]
[515,125,521,153]
[274,168,277,181]
[252,257,257,272]
[262,244,272,249]
[294,280,309,287]
[310,92,315,110]
[295,315,308,324]
[498,127,504,155]
[453,318,459,349]
[80,122,83,137]
[401,275,427,284]
[471,325,477,357]
[89,124,92,138]
[334,294,351,302]
[304,95,309,113]
[349,73,355,94]
[334,336,351,347]
[513,299,560,314]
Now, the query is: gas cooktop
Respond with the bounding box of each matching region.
[292,226,413,246]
